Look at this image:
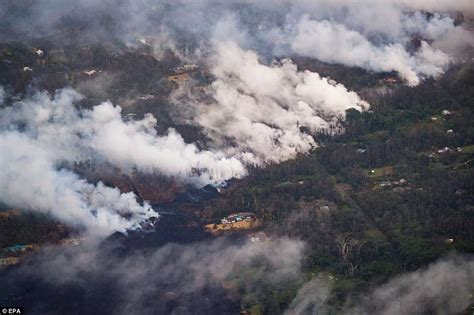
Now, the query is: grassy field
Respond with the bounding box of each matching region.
[367,165,395,178]
[461,144,474,154]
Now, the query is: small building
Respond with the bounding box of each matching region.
[221,218,230,224]
[438,147,450,154]
[83,69,97,76]
[139,94,155,100]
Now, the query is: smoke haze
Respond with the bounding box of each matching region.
[0,236,305,314]
[2,0,472,84]
[286,255,474,315]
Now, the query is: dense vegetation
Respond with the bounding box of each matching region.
[203,63,474,313]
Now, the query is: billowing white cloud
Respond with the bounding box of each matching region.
[175,42,368,164]
[268,15,451,86]
[3,0,473,85]
[204,1,472,85]
[0,131,156,235]
[0,88,245,183]
[0,87,247,233]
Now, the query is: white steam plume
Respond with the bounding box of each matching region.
[276,15,450,86]
[3,1,473,84]
[174,42,368,164]
[0,87,246,233]
[0,88,245,183]
[0,132,156,235]
[207,1,473,85]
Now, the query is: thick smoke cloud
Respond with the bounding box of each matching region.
[2,236,305,314]
[174,42,368,164]
[286,255,474,315]
[0,88,245,232]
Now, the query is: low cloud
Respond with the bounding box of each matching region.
[286,255,474,315]
[3,236,305,314]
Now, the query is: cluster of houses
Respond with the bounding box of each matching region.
[0,238,83,267]
[205,212,259,235]
[4,244,37,252]
[173,64,198,73]
[0,244,38,267]
[221,212,256,225]
[429,146,463,158]
[376,178,417,193]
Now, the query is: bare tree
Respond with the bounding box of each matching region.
[335,234,364,276]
